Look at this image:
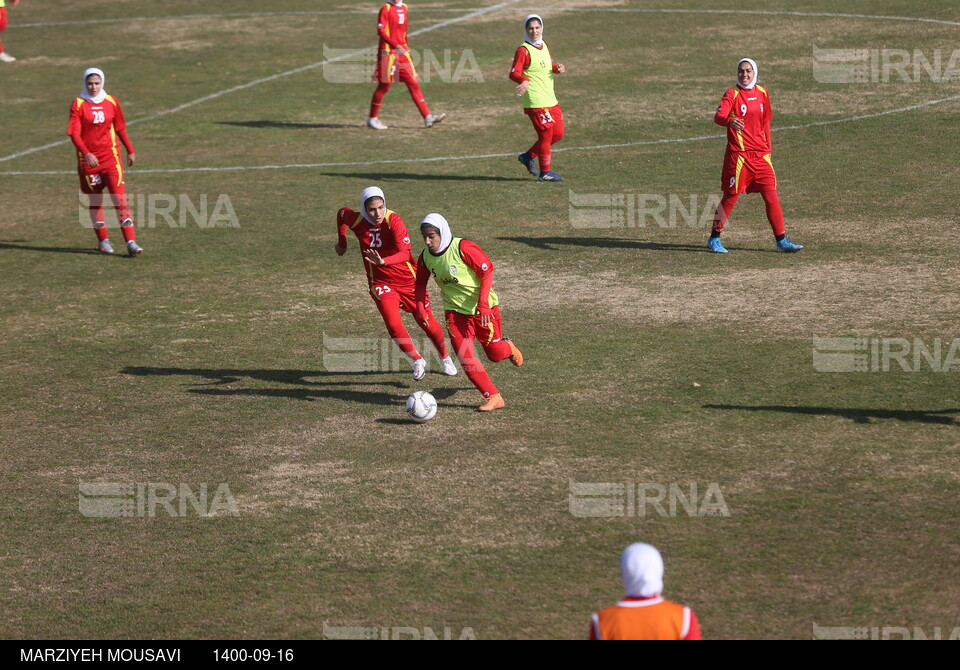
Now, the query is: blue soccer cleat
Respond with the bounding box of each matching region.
[538,171,565,182]
[776,237,804,253]
[518,152,538,176]
[707,237,728,254]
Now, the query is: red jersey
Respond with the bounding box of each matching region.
[67,95,135,162]
[377,2,409,52]
[714,85,772,154]
[508,44,560,83]
[337,207,417,289]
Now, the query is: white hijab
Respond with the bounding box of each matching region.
[621,543,664,598]
[80,67,108,104]
[360,186,386,224]
[421,213,452,254]
[737,57,758,90]
[523,14,544,47]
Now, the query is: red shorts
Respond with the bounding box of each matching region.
[445,306,503,351]
[369,280,419,313]
[525,104,563,133]
[721,150,777,195]
[77,154,125,195]
[373,50,418,85]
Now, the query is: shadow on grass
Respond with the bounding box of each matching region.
[0,241,100,255]
[498,236,767,253]
[319,171,528,183]
[703,404,960,425]
[121,366,465,407]
[216,120,357,130]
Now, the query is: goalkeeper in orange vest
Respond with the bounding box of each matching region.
[590,543,702,640]
[414,214,523,412]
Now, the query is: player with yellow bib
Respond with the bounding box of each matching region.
[508,13,566,181]
[415,214,523,412]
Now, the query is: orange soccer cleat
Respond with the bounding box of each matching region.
[477,394,505,412]
[504,337,523,367]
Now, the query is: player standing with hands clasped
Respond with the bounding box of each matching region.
[0,0,21,63]
[509,13,566,182]
[415,214,523,412]
[335,187,457,381]
[68,68,143,256]
[366,1,445,130]
[708,58,802,253]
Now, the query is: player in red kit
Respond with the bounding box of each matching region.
[335,187,456,381]
[708,58,802,253]
[415,214,523,412]
[366,1,445,130]
[509,14,566,182]
[67,68,143,256]
[0,0,22,63]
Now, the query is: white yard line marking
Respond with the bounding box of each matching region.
[0,0,522,164]
[4,92,958,177]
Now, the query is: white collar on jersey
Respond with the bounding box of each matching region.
[80,67,108,104]
[621,543,664,598]
[524,14,544,48]
[736,58,758,90]
[421,213,452,254]
[360,186,386,225]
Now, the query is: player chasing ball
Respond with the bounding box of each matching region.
[708,58,802,254]
[366,1,445,130]
[68,67,143,256]
[415,214,523,412]
[510,13,566,182]
[336,187,457,381]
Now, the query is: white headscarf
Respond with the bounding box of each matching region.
[421,213,452,254]
[80,67,108,104]
[359,186,386,224]
[736,58,758,90]
[523,14,544,47]
[621,543,664,598]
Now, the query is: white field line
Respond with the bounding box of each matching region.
[13,9,471,29]
[0,0,522,164]
[4,92,959,177]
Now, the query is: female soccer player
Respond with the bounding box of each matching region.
[366,1,445,130]
[708,58,803,254]
[335,187,456,381]
[509,13,566,182]
[0,0,22,63]
[68,68,143,256]
[415,214,523,412]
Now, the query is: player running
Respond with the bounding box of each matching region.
[708,58,803,254]
[509,13,566,182]
[366,1,445,130]
[67,67,143,256]
[335,187,457,381]
[415,214,523,412]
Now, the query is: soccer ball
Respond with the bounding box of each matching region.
[406,391,438,422]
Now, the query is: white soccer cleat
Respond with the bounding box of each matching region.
[423,113,446,128]
[126,240,144,256]
[0,53,16,64]
[441,356,457,376]
[366,117,388,130]
[98,239,114,254]
[412,357,427,381]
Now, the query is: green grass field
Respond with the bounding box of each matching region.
[2,0,959,640]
